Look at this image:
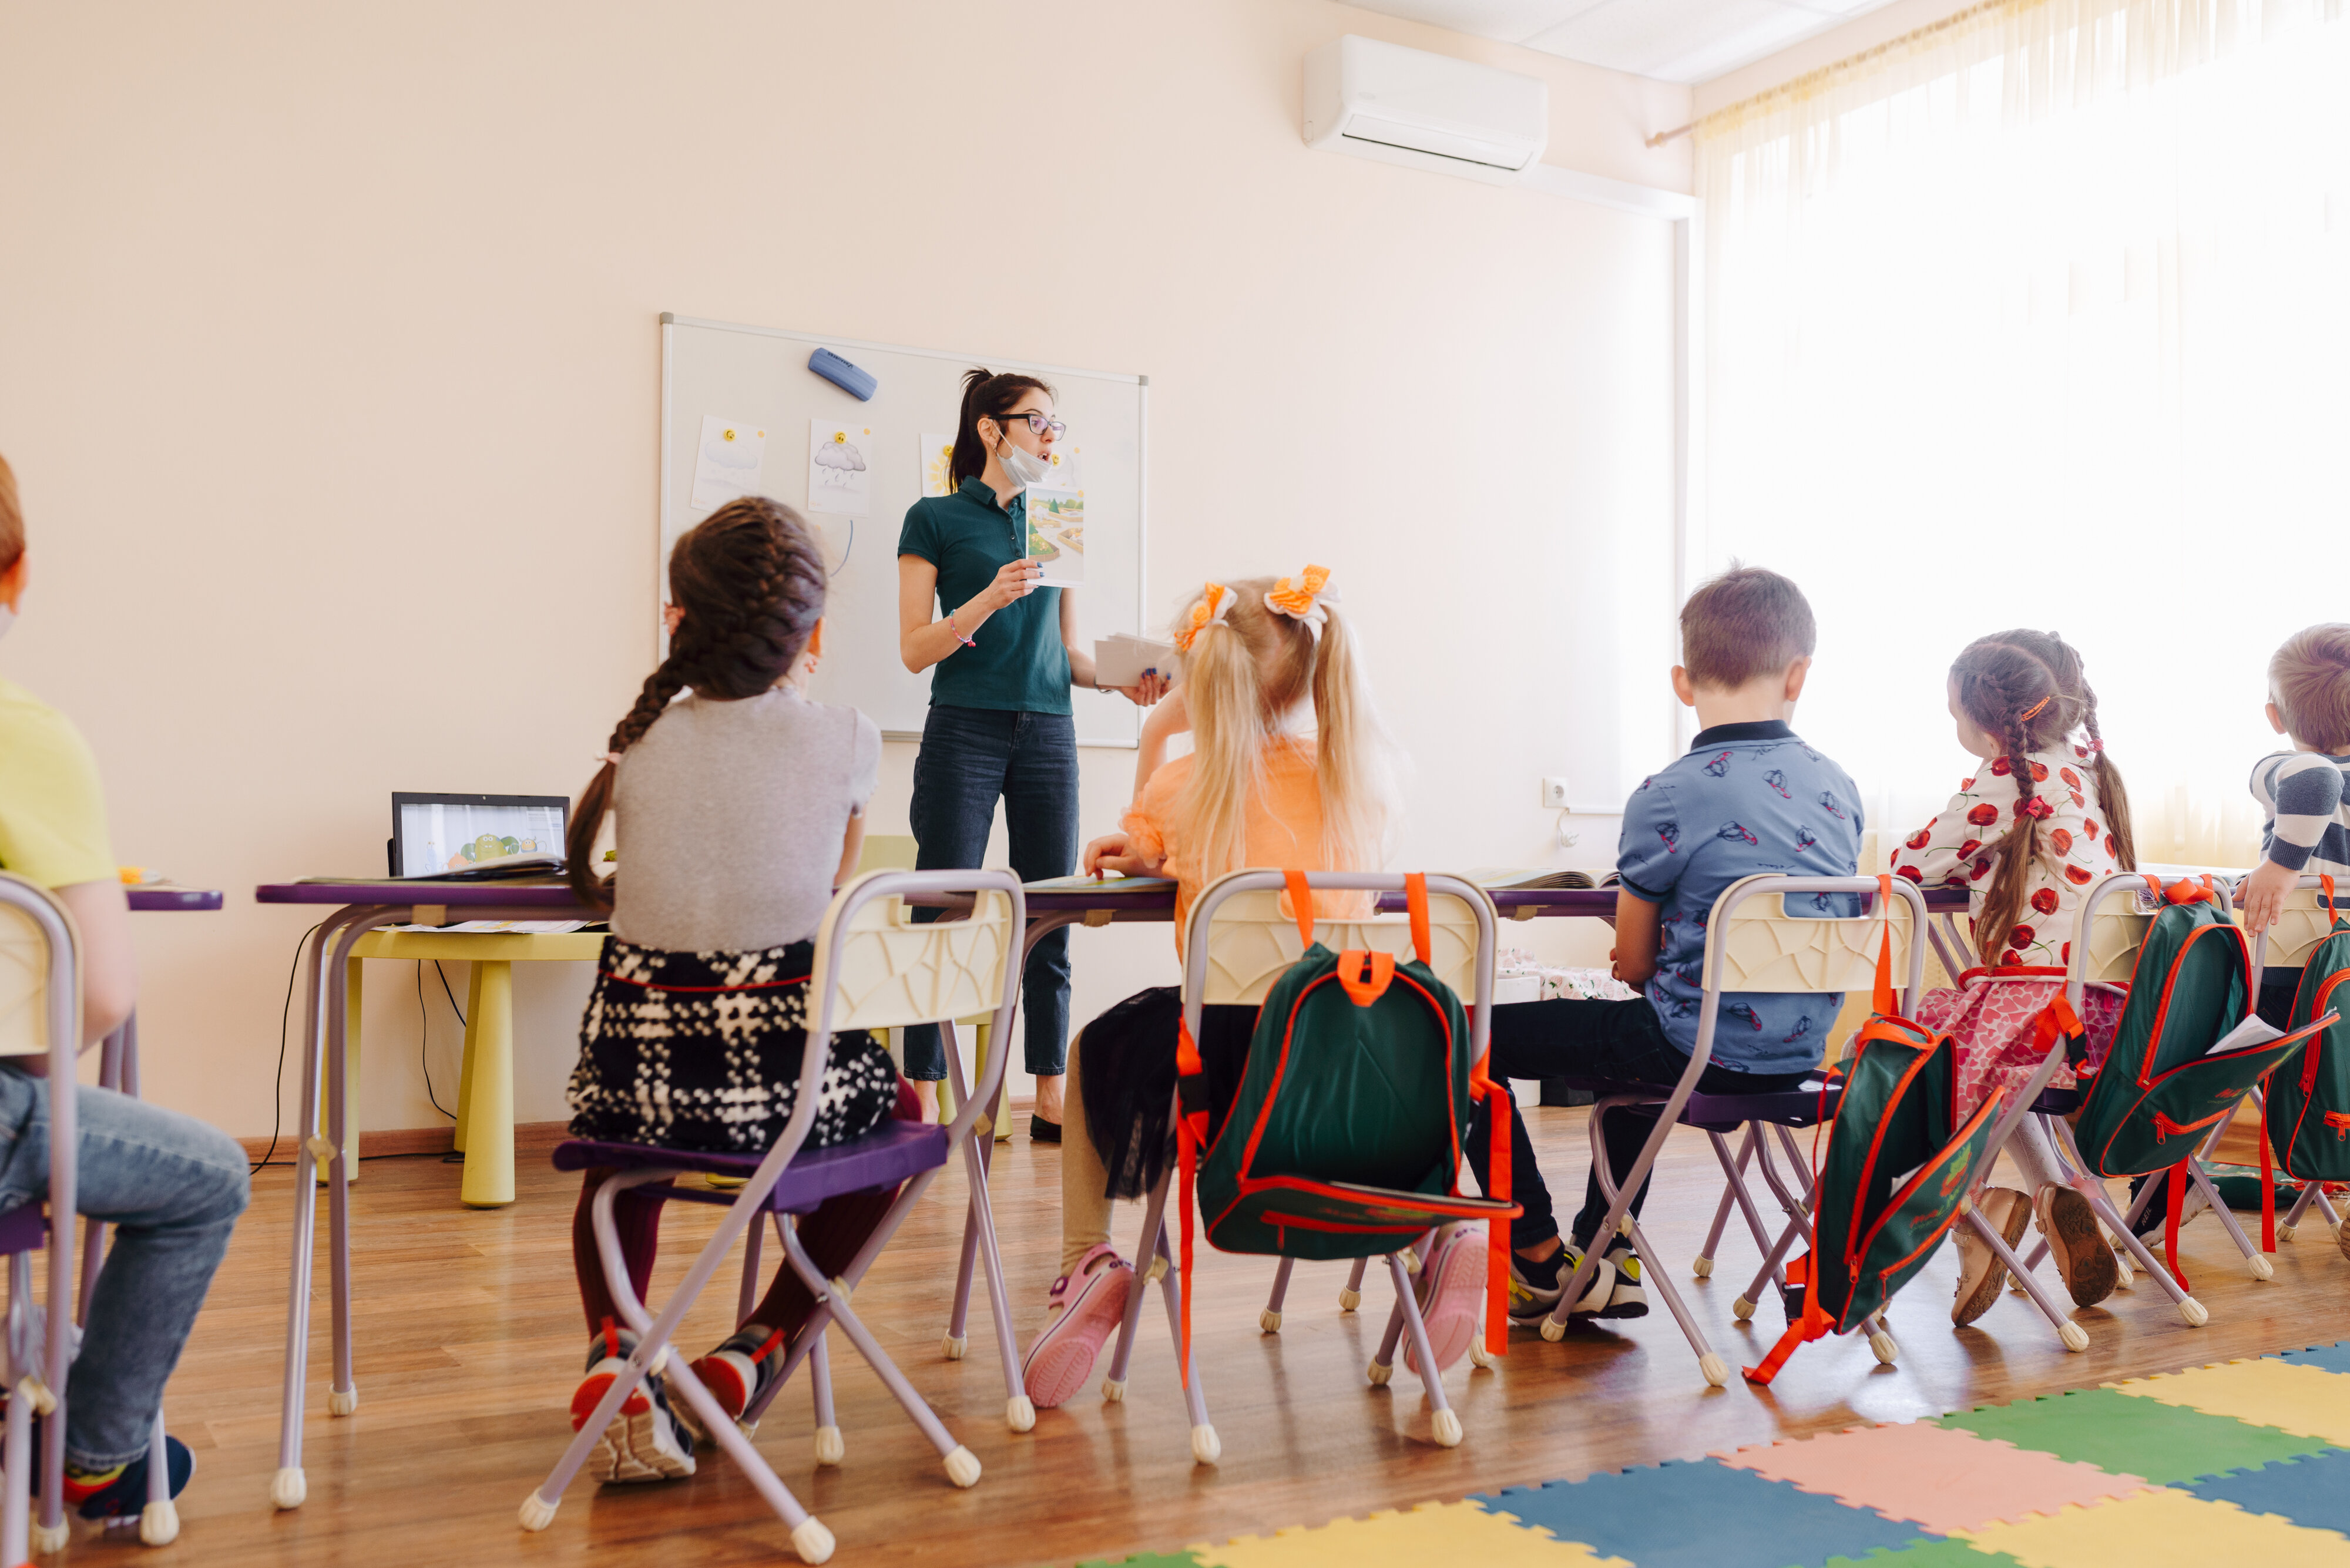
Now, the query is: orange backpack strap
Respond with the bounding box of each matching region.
[1335,950,1396,1007]
[2163,1161,2193,1292]
[1173,1017,1213,1388]
[2326,873,2339,924]
[1744,1271,1831,1385]
[2030,992,2083,1059]
[2261,1095,2277,1254]
[1284,868,1317,949]
[1466,1046,1512,1358]
[1872,873,1898,1017]
[1405,872,1432,966]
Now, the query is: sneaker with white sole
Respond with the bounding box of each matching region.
[1403,1226,1486,1375]
[676,1321,789,1445]
[1596,1243,1648,1319]
[572,1320,696,1483]
[1507,1244,1613,1324]
[2034,1183,2119,1308]
[1952,1187,2030,1326]
[1021,1245,1133,1409]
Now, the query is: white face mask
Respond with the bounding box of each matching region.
[995,434,1053,491]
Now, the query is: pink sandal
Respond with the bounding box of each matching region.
[1403,1225,1485,1378]
[1022,1245,1134,1409]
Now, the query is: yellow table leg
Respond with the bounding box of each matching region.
[321,957,364,1186]
[458,960,515,1208]
[452,963,483,1154]
[979,1023,1014,1142]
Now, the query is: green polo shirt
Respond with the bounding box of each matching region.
[897,477,1071,716]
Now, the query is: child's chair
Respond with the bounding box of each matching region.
[518,869,1028,1565]
[1099,870,1502,1463]
[0,874,89,1559]
[1536,874,1929,1387]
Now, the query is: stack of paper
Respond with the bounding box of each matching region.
[1093,634,1177,689]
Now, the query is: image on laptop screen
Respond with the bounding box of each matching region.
[393,794,568,877]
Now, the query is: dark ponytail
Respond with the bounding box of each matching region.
[949,367,1056,489]
[566,497,828,911]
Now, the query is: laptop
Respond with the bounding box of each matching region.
[388,792,569,879]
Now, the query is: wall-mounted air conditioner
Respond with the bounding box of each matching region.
[1302,35,1548,186]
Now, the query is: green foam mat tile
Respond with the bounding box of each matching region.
[1821,1543,2030,1567]
[1933,1387,2329,1483]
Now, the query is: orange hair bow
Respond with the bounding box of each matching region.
[1264,565,1337,639]
[1173,582,1234,654]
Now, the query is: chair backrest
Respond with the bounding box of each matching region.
[2067,874,2155,997]
[1187,874,1488,1009]
[2255,878,2343,973]
[855,834,919,875]
[1701,875,1926,1010]
[0,874,78,1059]
[809,869,1022,1035]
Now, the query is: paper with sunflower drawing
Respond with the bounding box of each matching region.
[920,432,955,498]
[807,418,874,517]
[690,415,767,511]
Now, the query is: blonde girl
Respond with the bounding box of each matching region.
[1888,629,2138,1320]
[1019,568,1427,1408]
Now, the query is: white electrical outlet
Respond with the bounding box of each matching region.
[1540,777,1569,809]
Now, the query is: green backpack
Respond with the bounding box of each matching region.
[1747,888,2000,1386]
[2263,877,2350,1188]
[1174,872,1518,1377]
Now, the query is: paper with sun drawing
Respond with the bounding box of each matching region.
[920,431,956,498]
[690,415,767,511]
[807,418,874,517]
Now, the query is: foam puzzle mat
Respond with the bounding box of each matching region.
[1073,1342,2350,1568]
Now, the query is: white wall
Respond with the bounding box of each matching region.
[0,0,1687,1138]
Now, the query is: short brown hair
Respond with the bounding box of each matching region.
[0,452,21,575]
[1679,563,1817,689]
[2270,624,2350,754]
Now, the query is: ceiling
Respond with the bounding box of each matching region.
[1346,0,1902,84]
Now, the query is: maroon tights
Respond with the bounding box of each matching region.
[574,1078,923,1340]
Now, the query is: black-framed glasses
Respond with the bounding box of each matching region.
[992,410,1066,438]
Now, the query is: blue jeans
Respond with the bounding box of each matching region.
[902,704,1079,1080]
[0,1073,250,1468]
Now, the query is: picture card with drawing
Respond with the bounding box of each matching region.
[1024,486,1085,587]
[807,418,873,516]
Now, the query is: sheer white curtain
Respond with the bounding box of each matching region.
[1696,0,2350,866]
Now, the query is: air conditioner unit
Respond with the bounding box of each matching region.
[1302,35,1548,186]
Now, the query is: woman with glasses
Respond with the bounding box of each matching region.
[895,368,1167,1139]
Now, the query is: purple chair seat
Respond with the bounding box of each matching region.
[1534,1076,1843,1133]
[2029,1086,2082,1114]
[0,1200,46,1256]
[553,1120,949,1216]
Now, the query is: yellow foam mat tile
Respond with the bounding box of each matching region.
[1191,1500,1630,1568]
[2108,1357,2350,1445]
[1956,1488,2350,1568]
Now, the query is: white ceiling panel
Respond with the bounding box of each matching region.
[1342,0,1905,83]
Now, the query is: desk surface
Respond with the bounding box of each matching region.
[128,887,223,912]
[257,879,593,910]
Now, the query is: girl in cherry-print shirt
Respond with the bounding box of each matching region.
[1887,630,2140,1321]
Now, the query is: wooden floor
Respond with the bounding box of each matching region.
[110,1104,2348,1567]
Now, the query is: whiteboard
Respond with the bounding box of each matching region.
[659,314,1148,744]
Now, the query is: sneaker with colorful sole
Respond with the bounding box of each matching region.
[572,1321,696,1483]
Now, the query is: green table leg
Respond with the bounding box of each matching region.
[458,961,515,1208]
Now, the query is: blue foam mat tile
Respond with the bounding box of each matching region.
[2275,1341,2350,1377]
[2183,1446,2350,1538]
[1475,1456,1926,1568]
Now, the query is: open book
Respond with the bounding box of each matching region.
[1463,868,1599,891]
[1093,634,1176,689]
[1024,872,1176,894]
[300,852,565,886]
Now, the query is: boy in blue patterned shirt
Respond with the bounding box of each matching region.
[1468,566,1864,1324]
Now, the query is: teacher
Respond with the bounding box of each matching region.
[897,368,1164,1140]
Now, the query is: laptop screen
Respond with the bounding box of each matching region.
[392,793,568,877]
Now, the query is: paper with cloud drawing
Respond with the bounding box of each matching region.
[690,416,767,510]
[1025,486,1085,587]
[920,431,956,498]
[807,418,873,516]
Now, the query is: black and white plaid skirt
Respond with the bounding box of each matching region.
[567,936,901,1154]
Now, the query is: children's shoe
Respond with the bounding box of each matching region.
[38,1433,194,1522]
[1506,1244,1613,1323]
[1021,1245,1132,1409]
[1952,1187,2030,1326]
[1403,1226,1485,1375]
[1596,1243,1648,1319]
[2128,1173,2210,1241]
[572,1321,696,1483]
[2034,1183,2119,1308]
[677,1321,790,1445]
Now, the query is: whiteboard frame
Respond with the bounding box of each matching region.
[657,312,1149,747]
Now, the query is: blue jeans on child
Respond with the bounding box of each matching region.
[901,704,1080,1082]
[0,1073,250,1468]
[1466,997,1811,1253]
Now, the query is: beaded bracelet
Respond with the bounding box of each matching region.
[946,609,976,648]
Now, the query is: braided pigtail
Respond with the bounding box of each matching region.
[566,496,829,913]
[2080,693,2136,872]
[1980,720,2044,962]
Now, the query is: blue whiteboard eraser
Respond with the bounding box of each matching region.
[808,347,877,401]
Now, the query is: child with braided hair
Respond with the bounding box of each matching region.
[557,498,914,1484]
[1888,629,2138,1319]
